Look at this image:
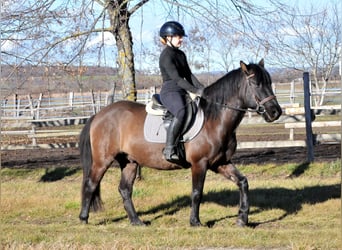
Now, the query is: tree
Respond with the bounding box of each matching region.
[2,0,280,96]
[3,0,338,105]
[1,0,149,101]
[105,0,150,100]
[244,1,341,106]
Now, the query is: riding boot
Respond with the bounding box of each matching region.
[163,116,183,162]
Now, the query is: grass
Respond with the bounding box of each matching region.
[0,160,341,249]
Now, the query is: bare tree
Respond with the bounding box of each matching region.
[104,0,150,100]
[2,0,274,92]
[4,0,337,106]
[1,0,149,100]
[246,2,341,106]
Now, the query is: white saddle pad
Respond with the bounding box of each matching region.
[143,108,204,143]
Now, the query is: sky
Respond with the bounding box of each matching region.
[81,0,341,71]
[1,0,341,72]
[128,0,341,44]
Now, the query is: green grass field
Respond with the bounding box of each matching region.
[1,160,341,249]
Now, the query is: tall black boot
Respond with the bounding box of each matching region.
[163,117,183,162]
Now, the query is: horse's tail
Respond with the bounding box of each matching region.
[79,115,103,212]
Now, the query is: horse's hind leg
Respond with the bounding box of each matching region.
[79,161,110,224]
[217,163,249,226]
[118,161,144,226]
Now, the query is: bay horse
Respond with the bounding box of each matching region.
[79,59,282,227]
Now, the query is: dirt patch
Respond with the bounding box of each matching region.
[234,143,340,165]
[1,147,80,169]
[1,144,340,169]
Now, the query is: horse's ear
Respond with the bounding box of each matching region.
[258,59,265,68]
[240,61,248,74]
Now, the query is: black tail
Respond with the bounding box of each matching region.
[79,115,103,212]
[79,115,94,177]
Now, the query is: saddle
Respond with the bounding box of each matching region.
[144,94,204,143]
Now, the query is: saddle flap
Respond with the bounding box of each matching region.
[144,104,204,143]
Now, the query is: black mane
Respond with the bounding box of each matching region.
[199,62,269,120]
[199,68,244,120]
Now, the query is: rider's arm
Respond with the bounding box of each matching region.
[160,51,200,93]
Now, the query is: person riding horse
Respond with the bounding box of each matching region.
[159,21,204,163]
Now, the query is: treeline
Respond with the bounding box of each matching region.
[1,64,340,98]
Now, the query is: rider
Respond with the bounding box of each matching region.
[159,21,204,163]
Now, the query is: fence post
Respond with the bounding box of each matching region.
[105,92,109,106]
[27,94,35,119]
[91,89,96,114]
[97,91,101,112]
[14,94,18,117]
[303,72,314,162]
[290,80,295,104]
[36,93,42,119]
[31,125,37,147]
[17,98,21,118]
[69,92,74,109]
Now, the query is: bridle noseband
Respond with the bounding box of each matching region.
[253,94,276,114]
[202,73,277,114]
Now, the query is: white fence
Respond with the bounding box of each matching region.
[1,88,156,120]
[1,108,340,151]
[1,87,341,151]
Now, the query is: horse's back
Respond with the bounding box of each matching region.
[92,100,145,123]
[89,101,146,158]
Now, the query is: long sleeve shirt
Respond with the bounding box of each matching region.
[159,45,203,93]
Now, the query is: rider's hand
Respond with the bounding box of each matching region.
[196,88,204,97]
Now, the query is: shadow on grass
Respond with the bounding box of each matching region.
[39,167,79,182]
[288,161,311,178]
[100,183,340,227]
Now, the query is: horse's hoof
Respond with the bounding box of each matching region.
[131,220,146,226]
[236,218,247,227]
[190,221,202,227]
[79,214,89,224]
[80,219,88,224]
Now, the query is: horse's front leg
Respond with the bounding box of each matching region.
[118,162,144,226]
[190,164,207,226]
[217,162,249,227]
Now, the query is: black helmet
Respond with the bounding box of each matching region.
[159,21,187,38]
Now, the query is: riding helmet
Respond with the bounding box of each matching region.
[159,21,187,38]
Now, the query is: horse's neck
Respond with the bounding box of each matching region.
[221,109,245,132]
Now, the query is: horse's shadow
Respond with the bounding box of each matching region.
[39,167,78,182]
[100,182,340,227]
[204,183,340,227]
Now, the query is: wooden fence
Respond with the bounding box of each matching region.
[1,107,340,151]
[1,88,156,120]
[1,87,341,152]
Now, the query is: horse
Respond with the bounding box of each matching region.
[79,59,282,227]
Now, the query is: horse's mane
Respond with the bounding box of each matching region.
[199,67,244,120]
[199,62,270,120]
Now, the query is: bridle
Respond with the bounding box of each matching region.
[252,94,277,114]
[202,73,277,115]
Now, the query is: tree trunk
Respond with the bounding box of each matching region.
[108,1,137,101]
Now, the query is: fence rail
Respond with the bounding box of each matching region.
[1,88,156,120]
[1,87,341,151]
[1,111,340,151]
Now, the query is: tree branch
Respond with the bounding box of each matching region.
[129,0,150,15]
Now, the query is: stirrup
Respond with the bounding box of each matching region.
[163,146,179,161]
[163,145,191,167]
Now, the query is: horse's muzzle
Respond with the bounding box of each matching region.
[255,95,282,122]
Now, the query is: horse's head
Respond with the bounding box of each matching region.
[240,59,282,122]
